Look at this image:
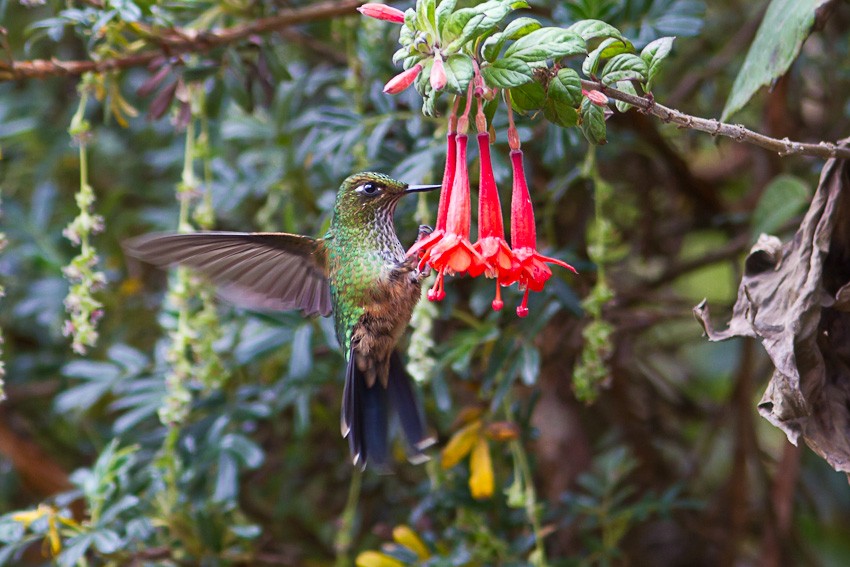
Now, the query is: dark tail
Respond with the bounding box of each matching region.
[341,349,434,469]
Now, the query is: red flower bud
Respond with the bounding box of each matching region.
[357,3,405,23]
[582,89,609,106]
[383,64,422,94]
[430,53,447,91]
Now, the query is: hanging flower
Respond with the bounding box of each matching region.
[383,64,422,94]
[357,3,406,24]
[509,149,577,317]
[430,52,447,91]
[472,131,516,311]
[410,132,484,300]
[355,524,432,567]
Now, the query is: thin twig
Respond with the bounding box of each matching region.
[0,0,360,81]
[584,79,850,160]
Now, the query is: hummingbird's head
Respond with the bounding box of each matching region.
[334,172,440,221]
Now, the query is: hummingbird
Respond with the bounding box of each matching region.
[125,172,441,469]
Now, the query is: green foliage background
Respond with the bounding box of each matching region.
[1,0,850,565]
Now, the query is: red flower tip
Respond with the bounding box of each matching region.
[582,89,609,106]
[430,53,447,91]
[383,63,422,94]
[491,282,504,311]
[357,3,405,23]
[517,304,529,317]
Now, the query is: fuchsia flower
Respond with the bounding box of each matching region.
[409,133,484,300]
[430,52,447,91]
[509,149,577,317]
[472,132,516,311]
[383,64,422,94]
[357,3,406,24]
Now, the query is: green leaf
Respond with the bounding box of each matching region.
[443,53,474,94]
[416,0,436,33]
[641,36,675,90]
[481,57,533,88]
[435,0,456,37]
[548,67,582,106]
[582,37,633,76]
[445,1,523,51]
[614,81,638,113]
[502,16,541,39]
[580,98,607,144]
[568,19,629,46]
[721,0,831,121]
[510,80,546,112]
[751,174,811,237]
[543,98,579,128]
[504,27,585,63]
[481,32,505,62]
[600,53,647,85]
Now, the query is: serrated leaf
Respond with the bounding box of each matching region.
[580,98,607,144]
[446,1,524,51]
[510,80,546,111]
[481,32,505,62]
[504,27,585,63]
[614,81,638,113]
[548,67,582,106]
[722,0,830,121]
[641,36,675,90]
[502,16,541,39]
[543,98,579,128]
[600,53,647,85]
[443,53,474,94]
[416,0,436,33]
[751,175,811,237]
[435,0,456,37]
[481,57,533,88]
[582,37,633,76]
[568,19,628,45]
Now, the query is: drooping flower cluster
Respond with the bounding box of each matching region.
[404,90,576,316]
[359,4,577,317]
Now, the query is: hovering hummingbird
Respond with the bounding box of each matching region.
[126,172,440,469]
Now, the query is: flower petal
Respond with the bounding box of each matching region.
[392,525,430,560]
[441,420,481,469]
[469,437,495,500]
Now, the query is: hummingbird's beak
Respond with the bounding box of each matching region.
[404,183,442,194]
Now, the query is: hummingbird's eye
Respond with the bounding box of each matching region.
[356,182,381,196]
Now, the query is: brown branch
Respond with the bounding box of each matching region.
[0,0,361,81]
[584,79,850,160]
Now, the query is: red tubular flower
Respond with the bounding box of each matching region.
[414,134,484,300]
[430,53,447,91]
[406,130,456,271]
[472,132,516,311]
[383,64,422,94]
[509,149,577,317]
[357,3,406,23]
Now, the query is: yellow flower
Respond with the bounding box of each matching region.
[355,551,405,567]
[355,524,432,566]
[392,525,429,560]
[469,437,494,500]
[10,504,78,556]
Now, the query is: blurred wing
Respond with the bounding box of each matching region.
[124,231,332,317]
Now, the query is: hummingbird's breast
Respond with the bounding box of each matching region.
[326,219,422,387]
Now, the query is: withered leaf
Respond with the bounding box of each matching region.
[694,144,850,476]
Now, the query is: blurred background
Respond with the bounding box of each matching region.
[1,0,850,565]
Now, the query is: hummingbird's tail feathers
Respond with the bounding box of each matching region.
[123,231,332,317]
[388,351,436,463]
[343,350,390,470]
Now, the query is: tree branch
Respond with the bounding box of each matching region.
[583,79,850,160]
[0,0,360,81]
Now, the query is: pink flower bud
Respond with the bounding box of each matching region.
[582,89,609,106]
[383,64,422,94]
[357,3,405,23]
[430,53,447,91]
